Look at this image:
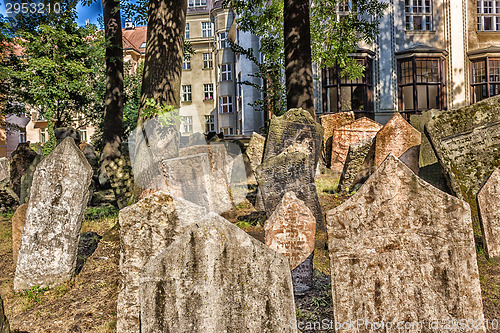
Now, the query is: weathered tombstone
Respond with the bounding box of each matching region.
[330,117,382,173]
[11,203,28,267]
[326,154,485,331]
[337,137,374,193]
[187,131,206,146]
[54,127,81,146]
[14,138,93,291]
[139,216,297,333]
[265,192,316,292]
[264,108,323,169]
[9,142,37,198]
[319,112,355,167]
[0,295,9,333]
[245,132,265,173]
[478,168,500,259]
[425,94,500,225]
[19,154,43,204]
[375,112,421,174]
[117,191,216,333]
[410,109,441,167]
[0,158,9,182]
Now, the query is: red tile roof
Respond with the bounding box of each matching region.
[122,26,147,53]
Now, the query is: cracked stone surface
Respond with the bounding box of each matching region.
[478,168,500,259]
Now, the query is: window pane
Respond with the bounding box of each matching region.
[414,16,423,30]
[491,84,500,97]
[417,85,428,110]
[484,16,493,30]
[473,84,487,103]
[403,86,414,111]
[428,85,438,109]
[340,86,352,111]
[327,87,338,112]
[352,86,364,110]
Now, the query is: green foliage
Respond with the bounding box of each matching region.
[123,61,143,137]
[20,285,49,304]
[140,98,182,127]
[85,205,119,220]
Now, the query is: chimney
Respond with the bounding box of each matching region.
[125,18,135,30]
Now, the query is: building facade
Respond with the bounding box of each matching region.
[319,0,500,124]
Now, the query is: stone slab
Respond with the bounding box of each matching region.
[330,117,382,173]
[375,112,421,173]
[337,137,374,193]
[9,143,37,198]
[14,138,93,291]
[245,132,265,173]
[117,191,211,333]
[326,154,485,332]
[478,168,500,258]
[20,154,43,204]
[11,203,28,267]
[0,295,9,333]
[139,215,297,333]
[410,109,441,167]
[0,158,9,183]
[319,112,355,167]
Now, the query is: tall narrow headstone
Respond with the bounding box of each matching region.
[375,112,421,174]
[426,94,500,225]
[410,109,441,167]
[11,203,28,267]
[19,154,43,204]
[9,142,37,198]
[319,112,355,167]
[330,117,382,173]
[337,137,374,193]
[139,216,297,333]
[117,192,210,333]
[14,138,92,291]
[245,132,265,173]
[478,168,500,259]
[0,158,9,183]
[326,155,485,331]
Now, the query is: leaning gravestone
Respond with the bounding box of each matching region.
[330,117,382,173]
[319,112,355,167]
[0,158,9,182]
[118,191,223,333]
[14,138,93,291]
[326,155,485,331]
[9,142,37,198]
[0,294,9,333]
[265,192,316,293]
[410,109,441,167]
[245,132,265,173]
[19,154,43,204]
[426,94,500,225]
[264,108,323,169]
[478,168,500,259]
[139,215,297,333]
[375,112,421,174]
[11,203,28,267]
[337,137,374,193]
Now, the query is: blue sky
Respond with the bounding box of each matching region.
[0,0,129,27]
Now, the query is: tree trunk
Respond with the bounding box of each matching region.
[101,0,124,161]
[283,0,315,116]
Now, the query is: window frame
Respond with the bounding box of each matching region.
[203,53,213,68]
[79,128,87,142]
[204,84,214,100]
[182,116,193,133]
[185,23,190,39]
[404,0,433,31]
[219,64,232,81]
[19,131,26,143]
[221,127,234,136]
[477,0,500,31]
[397,56,446,115]
[188,0,206,7]
[202,22,212,38]
[219,96,233,113]
[321,57,374,116]
[182,85,192,102]
[40,128,46,143]
[218,32,228,49]
[205,115,215,133]
[182,55,191,70]
[470,57,500,103]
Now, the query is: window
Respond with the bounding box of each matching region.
[219,96,233,113]
[477,0,500,30]
[79,128,87,142]
[182,85,192,102]
[219,64,232,81]
[405,0,432,31]
[204,84,214,99]
[322,58,373,114]
[471,58,500,103]
[19,131,26,143]
[218,32,229,49]
[140,42,146,49]
[398,57,445,115]
[188,0,206,7]
[205,115,215,133]
[202,22,212,37]
[183,55,191,70]
[185,23,190,39]
[221,127,234,136]
[182,116,193,133]
[40,128,46,143]
[203,53,213,68]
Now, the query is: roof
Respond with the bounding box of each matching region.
[122,25,147,54]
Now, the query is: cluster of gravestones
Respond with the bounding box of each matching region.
[3,93,500,332]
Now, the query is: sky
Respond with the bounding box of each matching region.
[0,0,129,28]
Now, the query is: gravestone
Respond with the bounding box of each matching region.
[265,192,316,293]
[425,94,500,225]
[326,155,485,331]
[19,154,43,204]
[54,127,81,146]
[9,142,37,198]
[0,158,9,182]
[375,112,421,174]
[337,137,374,193]
[478,168,500,259]
[245,132,265,173]
[162,153,233,213]
[14,138,93,291]
[0,295,9,333]
[330,117,382,173]
[410,109,441,167]
[139,216,297,333]
[117,191,218,333]
[11,203,28,267]
[264,108,323,169]
[319,112,355,167]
